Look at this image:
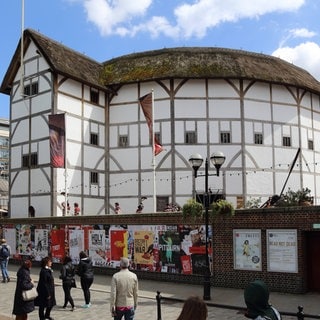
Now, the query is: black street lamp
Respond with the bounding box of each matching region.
[188,151,226,300]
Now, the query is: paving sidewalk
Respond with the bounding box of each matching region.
[1,263,320,319]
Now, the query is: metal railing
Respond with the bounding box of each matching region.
[156,291,320,320]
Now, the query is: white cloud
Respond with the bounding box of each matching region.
[272,42,320,81]
[82,0,152,36]
[174,0,305,38]
[289,28,316,38]
[279,28,317,47]
[78,0,306,39]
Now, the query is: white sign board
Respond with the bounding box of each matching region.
[233,229,262,271]
[267,229,298,273]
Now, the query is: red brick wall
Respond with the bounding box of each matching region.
[2,205,319,293]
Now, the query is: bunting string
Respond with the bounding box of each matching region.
[30,161,320,194]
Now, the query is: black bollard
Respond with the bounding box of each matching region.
[297,305,304,320]
[156,291,162,320]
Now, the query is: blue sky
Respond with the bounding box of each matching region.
[1,0,320,119]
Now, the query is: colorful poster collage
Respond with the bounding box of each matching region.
[0,223,210,275]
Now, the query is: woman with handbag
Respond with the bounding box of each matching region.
[12,259,35,320]
[34,256,56,320]
[59,256,76,311]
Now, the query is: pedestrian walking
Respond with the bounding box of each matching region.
[110,257,138,320]
[0,238,11,283]
[12,259,35,320]
[176,296,207,320]
[76,251,94,308]
[114,202,121,214]
[244,279,282,320]
[35,256,56,320]
[59,256,76,311]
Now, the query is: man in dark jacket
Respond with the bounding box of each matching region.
[244,280,281,320]
[76,251,94,308]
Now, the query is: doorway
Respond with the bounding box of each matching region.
[306,231,320,291]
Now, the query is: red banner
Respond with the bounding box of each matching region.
[139,93,163,156]
[49,114,65,168]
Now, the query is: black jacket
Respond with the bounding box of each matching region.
[76,257,94,279]
[35,267,56,308]
[60,261,76,286]
[12,266,35,315]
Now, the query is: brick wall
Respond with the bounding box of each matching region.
[2,205,319,293]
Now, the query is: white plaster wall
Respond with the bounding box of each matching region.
[244,100,271,121]
[83,103,105,122]
[175,99,206,118]
[59,78,82,98]
[11,119,29,144]
[175,80,206,97]
[210,100,241,119]
[246,82,270,100]
[208,79,239,98]
[31,114,49,140]
[58,94,82,116]
[272,85,296,104]
[30,168,50,194]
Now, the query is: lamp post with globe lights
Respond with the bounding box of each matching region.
[188,151,226,300]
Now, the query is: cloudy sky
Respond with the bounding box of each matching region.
[0,0,320,118]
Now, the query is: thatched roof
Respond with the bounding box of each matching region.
[2,30,320,96]
[101,47,320,93]
[1,29,105,95]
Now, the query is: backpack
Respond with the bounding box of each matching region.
[0,245,9,258]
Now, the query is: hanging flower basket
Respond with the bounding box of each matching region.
[211,199,235,217]
[182,199,204,223]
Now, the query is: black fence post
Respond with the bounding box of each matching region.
[156,291,162,320]
[297,305,304,320]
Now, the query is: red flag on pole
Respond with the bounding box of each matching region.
[139,93,163,156]
[49,114,65,168]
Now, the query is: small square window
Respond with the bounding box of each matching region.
[30,153,38,167]
[119,135,128,147]
[308,140,314,150]
[254,133,263,145]
[90,171,98,184]
[24,82,39,96]
[21,152,38,168]
[22,155,29,168]
[185,131,196,144]
[282,136,291,147]
[90,88,99,104]
[90,133,99,146]
[220,132,231,144]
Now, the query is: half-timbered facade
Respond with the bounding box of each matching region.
[1,29,320,217]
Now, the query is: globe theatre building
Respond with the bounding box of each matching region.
[1,29,320,217]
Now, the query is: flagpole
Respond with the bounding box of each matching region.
[20,0,25,96]
[152,89,156,213]
[64,114,68,216]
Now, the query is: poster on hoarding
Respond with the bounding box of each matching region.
[69,229,84,264]
[110,229,128,262]
[50,229,65,261]
[16,225,33,255]
[33,229,49,261]
[134,230,154,265]
[89,229,106,267]
[267,229,298,273]
[233,229,262,271]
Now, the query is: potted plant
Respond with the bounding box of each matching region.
[211,199,235,216]
[282,187,313,206]
[182,199,204,222]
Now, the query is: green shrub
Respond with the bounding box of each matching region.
[211,199,235,216]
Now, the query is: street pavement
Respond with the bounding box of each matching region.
[1,263,320,319]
